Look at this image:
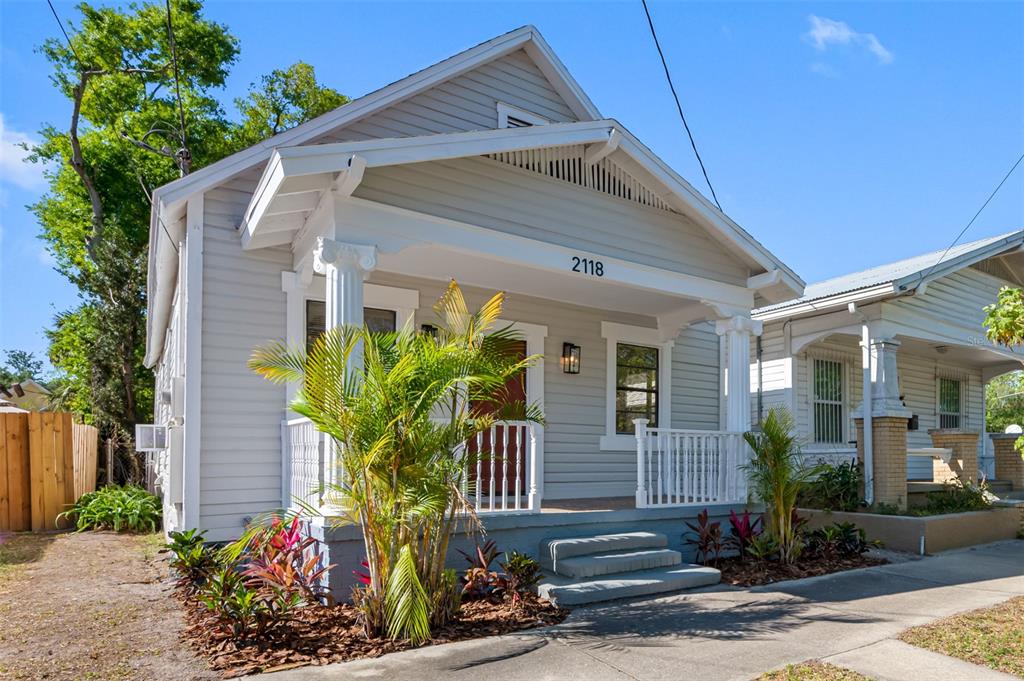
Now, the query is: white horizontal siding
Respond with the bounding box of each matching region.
[199,167,290,540]
[353,156,749,285]
[317,50,576,144]
[891,268,1007,334]
[672,322,721,430]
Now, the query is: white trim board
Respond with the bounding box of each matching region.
[182,195,203,529]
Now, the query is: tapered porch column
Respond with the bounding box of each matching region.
[312,238,377,508]
[716,316,761,433]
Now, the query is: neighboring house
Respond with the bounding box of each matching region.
[0,379,51,412]
[140,24,803,562]
[753,231,1024,500]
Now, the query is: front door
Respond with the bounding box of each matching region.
[470,340,527,499]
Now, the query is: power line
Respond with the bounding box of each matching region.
[918,151,1024,284]
[640,0,722,211]
[165,0,190,175]
[46,0,83,66]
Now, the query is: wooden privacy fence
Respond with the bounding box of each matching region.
[0,413,99,532]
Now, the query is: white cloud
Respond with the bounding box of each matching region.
[0,114,46,190]
[806,15,893,65]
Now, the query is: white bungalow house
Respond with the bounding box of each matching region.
[753,231,1024,507]
[141,26,806,600]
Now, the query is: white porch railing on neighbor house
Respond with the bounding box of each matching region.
[281,417,540,514]
[633,419,749,508]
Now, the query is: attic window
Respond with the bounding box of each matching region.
[497,102,548,129]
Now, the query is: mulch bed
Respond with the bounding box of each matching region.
[717,554,887,587]
[178,591,567,678]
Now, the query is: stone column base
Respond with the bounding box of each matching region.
[992,434,1024,490]
[928,430,980,485]
[856,416,909,510]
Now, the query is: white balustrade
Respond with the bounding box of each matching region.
[282,417,324,509]
[634,419,749,508]
[281,417,540,514]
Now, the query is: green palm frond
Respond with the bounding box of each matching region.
[384,544,431,643]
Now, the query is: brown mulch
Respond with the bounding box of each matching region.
[718,554,887,587]
[179,591,568,678]
[0,531,216,681]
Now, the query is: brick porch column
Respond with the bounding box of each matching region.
[991,433,1024,490]
[928,430,980,485]
[856,416,909,509]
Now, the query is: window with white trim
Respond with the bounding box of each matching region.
[615,343,659,433]
[600,322,672,450]
[812,358,845,444]
[497,102,549,129]
[938,377,962,429]
[305,302,396,350]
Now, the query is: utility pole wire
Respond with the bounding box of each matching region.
[46,0,83,66]
[919,151,1024,284]
[165,0,191,175]
[640,0,722,211]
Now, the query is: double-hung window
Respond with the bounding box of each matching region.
[812,358,845,444]
[938,377,962,429]
[305,301,397,350]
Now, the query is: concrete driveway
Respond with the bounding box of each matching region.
[271,541,1024,681]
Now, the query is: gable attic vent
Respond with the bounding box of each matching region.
[487,145,677,213]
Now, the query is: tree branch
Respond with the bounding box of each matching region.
[68,70,105,263]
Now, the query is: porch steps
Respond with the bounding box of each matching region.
[536,531,720,606]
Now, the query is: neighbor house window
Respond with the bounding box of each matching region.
[812,359,845,444]
[305,301,397,350]
[615,343,659,433]
[938,378,962,429]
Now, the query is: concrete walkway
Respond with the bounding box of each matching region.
[271,541,1024,681]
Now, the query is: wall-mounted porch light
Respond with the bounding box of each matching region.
[561,342,581,374]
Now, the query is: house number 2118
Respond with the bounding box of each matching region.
[571,256,604,277]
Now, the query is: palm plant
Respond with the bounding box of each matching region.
[743,409,819,565]
[249,281,542,643]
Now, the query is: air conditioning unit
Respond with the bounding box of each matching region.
[135,424,168,452]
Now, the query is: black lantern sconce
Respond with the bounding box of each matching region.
[561,342,581,374]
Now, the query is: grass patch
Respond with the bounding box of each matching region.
[137,532,165,561]
[0,533,56,582]
[900,596,1024,677]
[756,661,870,680]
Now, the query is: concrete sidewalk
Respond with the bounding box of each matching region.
[270,541,1024,681]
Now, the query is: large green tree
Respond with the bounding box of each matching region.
[984,287,1024,453]
[986,371,1024,433]
[32,1,345,439]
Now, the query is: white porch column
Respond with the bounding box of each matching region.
[312,238,377,508]
[313,237,378,370]
[869,337,906,414]
[716,316,762,433]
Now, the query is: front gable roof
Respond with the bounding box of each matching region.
[755,229,1024,320]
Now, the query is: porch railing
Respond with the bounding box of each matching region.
[633,419,749,508]
[281,417,540,513]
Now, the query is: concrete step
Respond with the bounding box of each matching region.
[538,564,721,606]
[540,531,668,565]
[545,548,682,578]
[988,479,1013,493]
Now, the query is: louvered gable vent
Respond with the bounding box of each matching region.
[486,145,677,213]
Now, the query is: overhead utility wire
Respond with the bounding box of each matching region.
[640,0,722,211]
[918,151,1024,283]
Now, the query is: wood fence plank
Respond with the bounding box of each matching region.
[73,424,99,498]
[41,413,60,530]
[0,414,9,531]
[28,413,45,531]
[61,414,75,505]
[6,414,30,531]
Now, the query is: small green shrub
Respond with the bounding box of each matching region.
[498,551,541,609]
[165,529,220,592]
[918,480,991,515]
[199,565,301,641]
[800,461,864,512]
[806,521,877,558]
[58,485,161,532]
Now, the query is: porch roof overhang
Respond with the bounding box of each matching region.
[237,119,804,300]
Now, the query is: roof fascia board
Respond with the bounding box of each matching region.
[753,283,897,322]
[894,232,1024,294]
[520,30,600,120]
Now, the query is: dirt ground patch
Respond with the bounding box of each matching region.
[0,530,215,680]
[899,595,1024,677]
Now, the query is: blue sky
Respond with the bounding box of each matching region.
[1,1,1022,373]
